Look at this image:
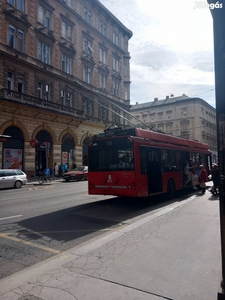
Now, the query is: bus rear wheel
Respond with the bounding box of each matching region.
[167,179,175,199]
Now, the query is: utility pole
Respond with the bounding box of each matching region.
[207,1,225,299]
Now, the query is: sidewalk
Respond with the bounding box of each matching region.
[0,183,221,300]
[26,176,63,185]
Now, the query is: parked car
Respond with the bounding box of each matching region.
[0,169,28,189]
[63,166,88,182]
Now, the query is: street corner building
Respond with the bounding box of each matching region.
[0,0,133,178]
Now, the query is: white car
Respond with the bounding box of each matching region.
[0,169,28,189]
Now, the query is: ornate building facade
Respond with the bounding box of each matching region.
[0,0,132,177]
[130,94,217,162]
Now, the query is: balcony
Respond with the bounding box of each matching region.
[0,88,85,120]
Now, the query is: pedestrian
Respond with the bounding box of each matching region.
[58,164,63,177]
[198,164,208,194]
[64,162,69,172]
[184,159,197,190]
[54,162,59,176]
[211,164,219,195]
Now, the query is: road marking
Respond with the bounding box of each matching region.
[0,233,61,254]
[0,215,23,221]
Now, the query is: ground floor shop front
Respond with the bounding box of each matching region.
[0,109,103,179]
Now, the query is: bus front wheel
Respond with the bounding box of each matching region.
[167,179,175,199]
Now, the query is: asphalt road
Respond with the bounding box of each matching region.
[0,180,195,280]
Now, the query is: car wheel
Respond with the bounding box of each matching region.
[65,179,70,182]
[14,180,22,189]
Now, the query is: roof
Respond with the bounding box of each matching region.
[130,95,190,111]
[94,0,133,38]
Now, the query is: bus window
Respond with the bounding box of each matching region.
[89,138,134,171]
[140,146,147,174]
[161,150,180,171]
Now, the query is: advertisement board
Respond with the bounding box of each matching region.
[62,152,68,165]
[3,148,23,169]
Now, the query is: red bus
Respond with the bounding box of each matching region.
[88,127,212,198]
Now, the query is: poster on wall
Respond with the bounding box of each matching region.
[3,149,23,169]
[62,152,68,165]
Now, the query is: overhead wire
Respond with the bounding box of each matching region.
[65,83,154,130]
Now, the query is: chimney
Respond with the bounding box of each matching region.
[154,98,158,102]
[166,95,169,99]
[136,102,138,105]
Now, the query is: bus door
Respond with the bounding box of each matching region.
[146,148,162,194]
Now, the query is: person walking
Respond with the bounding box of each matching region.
[54,162,59,176]
[198,164,208,194]
[184,159,197,190]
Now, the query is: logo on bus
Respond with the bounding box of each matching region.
[107,175,112,183]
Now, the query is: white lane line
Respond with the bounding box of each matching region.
[0,215,23,221]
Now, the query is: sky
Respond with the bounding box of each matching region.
[99,0,216,107]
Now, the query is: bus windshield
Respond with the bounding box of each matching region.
[89,138,134,171]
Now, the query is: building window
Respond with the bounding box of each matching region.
[61,90,72,107]
[99,74,106,90]
[166,111,172,119]
[8,25,24,52]
[61,21,72,42]
[113,57,119,72]
[83,98,93,116]
[38,5,51,29]
[113,81,119,97]
[38,41,51,64]
[38,82,42,98]
[66,92,72,107]
[181,107,188,117]
[181,121,189,132]
[124,60,129,76]
[158,112,163,120]
[83,66,92,84]
[124,86,129,100]
[142,115,147,123]
[99,48,106,64]
[8,0,24,11]
[113,32,119,46]
[45,84,50,101]
[99,105,108,121]
[83,38,93,55]
[18,77,24,93]
[99,21,106,35]
[112,108,120,124]
[7,71,14,90]
[158,124,164,132]
[150,114,155,121]
[62,54,72,74]
[61,90,65,105]
[83,7,91,24]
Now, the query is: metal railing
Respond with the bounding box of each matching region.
[0,88,85,119]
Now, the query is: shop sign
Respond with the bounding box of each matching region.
[30,139,37,148]
[0,135,10,142]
